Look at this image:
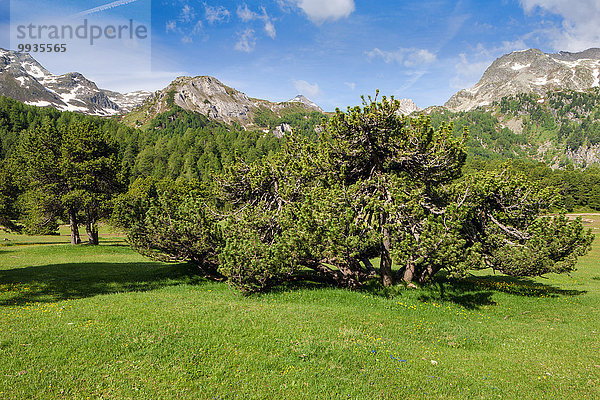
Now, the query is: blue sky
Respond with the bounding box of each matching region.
[2,0,600,110]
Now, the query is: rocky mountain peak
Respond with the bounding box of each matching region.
[397,98,421,115]
[134,76,325,127]
[288,95,323,112]
[445,48,600,112]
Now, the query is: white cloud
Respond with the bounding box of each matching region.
[181,20,203,43]
[345,82,356,91]
[180,4,195,23]
[192,20,203,35]
[237,4,255,22]
[450,53,492,89]
[366,48,437,68]
[236,5,277,39]
[519,0,600,51]
[235,28,256,52]
[275,0,293,13]
[294,79,322,98]
[166,20,177,33]
[205,5,230,24]
[291,0,355,24]
[164,4,206,43]
[404,49,437,67]
[264,19,276,39]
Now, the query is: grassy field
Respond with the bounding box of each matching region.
[1,220,599,399]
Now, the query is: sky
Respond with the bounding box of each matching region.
[1,0,600,110]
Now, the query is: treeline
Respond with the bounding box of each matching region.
[498,90,600,151]
[426,89,600,169]
[128,107,283,182]
[253,106,325,138]
[429,110,528,159]
[0,97,286,184]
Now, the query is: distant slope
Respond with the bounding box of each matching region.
[430,87,600,167]
[446,48,600,112]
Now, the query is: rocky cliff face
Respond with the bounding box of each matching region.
[446,48,600,112]
[169,76,255,125]
[567,144,600,167]
[133,75,324,127]
[0,48,150,115]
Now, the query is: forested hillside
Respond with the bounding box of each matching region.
[0,96,322,234]
[428,88,600,167]
[0,97,298,183]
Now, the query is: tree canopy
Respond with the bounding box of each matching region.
[15,120,121,244]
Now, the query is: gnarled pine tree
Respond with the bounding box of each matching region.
[218,94,592,291]
[124,94,593,293]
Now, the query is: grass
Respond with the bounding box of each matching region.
[1,222,599,399]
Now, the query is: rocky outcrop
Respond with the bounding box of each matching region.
[397,98,421,115]
[567,144,600,167]
[272,123,293,138]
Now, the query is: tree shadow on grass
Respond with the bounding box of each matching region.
[1,240,126,247]
[416,274,587,310]
[1,241,70,247]
[0,261,209,307]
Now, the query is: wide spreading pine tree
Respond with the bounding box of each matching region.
[121,94,593,292]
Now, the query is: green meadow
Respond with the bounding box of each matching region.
[1,220,599,399]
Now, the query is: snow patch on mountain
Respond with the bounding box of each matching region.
[511,63,530,71]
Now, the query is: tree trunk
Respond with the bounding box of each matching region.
[380,214,394,286]
[85,210,99,245]
[69,209,81,245]
[361,257,377,277]
[401,261,416,283]
[85,222,99,245]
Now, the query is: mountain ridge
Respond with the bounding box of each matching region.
[445,48,600,111]
[123,75,326,129]
[0,48,150,115]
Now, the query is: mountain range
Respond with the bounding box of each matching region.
[0,49,150,115]
[3,46,600,128]
[123,75,325,129]
[0,48,426,127]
